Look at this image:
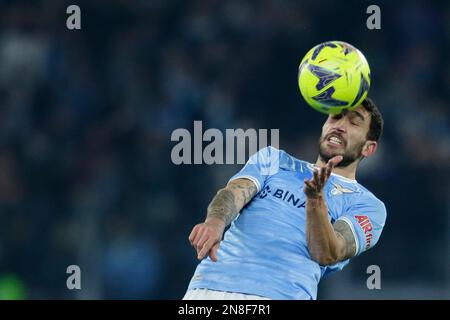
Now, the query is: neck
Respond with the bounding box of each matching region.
[315,157,358,180]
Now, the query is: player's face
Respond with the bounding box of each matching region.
[318,106,374,167]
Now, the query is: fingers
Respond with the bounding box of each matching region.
[324,162,332,179]
[188,224,205,253]
[306,160,337,196]
[192,227,207,249]
[313,168,319,184]
[189,222,222,261]
[198,238,215,260]
[312,167,326,189]
[314,155,343,186]
[304,179,316,191]
[319,167,327,186]
[188,224,200,245]
[195,230,210,254]
[323,155,342,182]
[209,242,220,262]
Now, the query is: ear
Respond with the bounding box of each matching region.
[362,140,377,158]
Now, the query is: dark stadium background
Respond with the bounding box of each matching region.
[0,0,448,299]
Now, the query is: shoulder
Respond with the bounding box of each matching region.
[346,184,387,219]
[257,146,311,173]
[357,185,385,208]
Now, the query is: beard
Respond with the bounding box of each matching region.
[318,137,365,168]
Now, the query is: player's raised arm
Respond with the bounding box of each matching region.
[304,156,357,265]
[188,178,258,262]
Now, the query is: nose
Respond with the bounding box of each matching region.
[331,118,347,133]
[332,124,346,133]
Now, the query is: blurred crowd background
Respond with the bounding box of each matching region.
[0,0,448,299]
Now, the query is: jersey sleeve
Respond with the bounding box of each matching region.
[228,146,280,192]
[337,194,387,256]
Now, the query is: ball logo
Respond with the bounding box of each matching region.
[350,73,370,107]
[311,42,337,60]
[312,87,347,108]
[308,64,342,91]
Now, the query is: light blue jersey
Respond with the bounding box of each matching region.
[187,147,387,300]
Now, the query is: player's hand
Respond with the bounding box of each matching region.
[188,217,225,262]
[304,155,343,198]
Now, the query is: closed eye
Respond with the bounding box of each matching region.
[349,114,364,126]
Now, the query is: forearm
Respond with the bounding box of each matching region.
[190,178,257,261]
[306,194,343,265]
[206,179,257,227]
[207,188,239,227]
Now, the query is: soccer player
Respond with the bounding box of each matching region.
[184,98,386,300]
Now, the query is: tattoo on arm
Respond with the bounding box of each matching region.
[207,179,258,227]
[207,188,238,227]
[333,220,357,260]
[228,180,258,206]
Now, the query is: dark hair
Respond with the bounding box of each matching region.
[361,97,383,142]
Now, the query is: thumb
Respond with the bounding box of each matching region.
[329,155,343,167]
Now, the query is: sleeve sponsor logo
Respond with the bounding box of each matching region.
[355,215,373,250]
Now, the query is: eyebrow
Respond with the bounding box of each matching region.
[350,110,365,121]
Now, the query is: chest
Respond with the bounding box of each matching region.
[256,169,349,222]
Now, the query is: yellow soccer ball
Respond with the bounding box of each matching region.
[298,41,371,114]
